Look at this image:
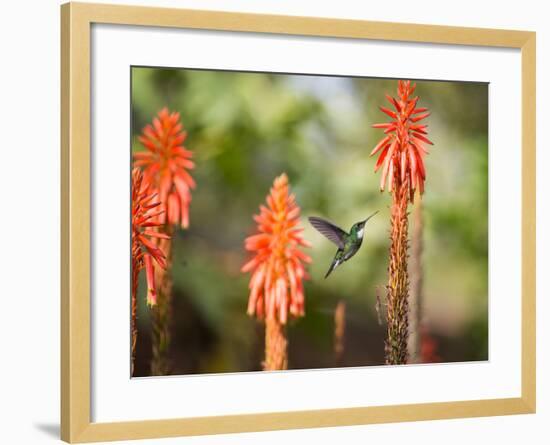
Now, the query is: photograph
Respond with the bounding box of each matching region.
[130,66,489,377]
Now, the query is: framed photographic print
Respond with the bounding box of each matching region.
[60,2,536,443]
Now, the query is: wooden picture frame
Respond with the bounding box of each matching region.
[61,2,536,442]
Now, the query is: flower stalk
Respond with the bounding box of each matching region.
[264,318,288,370]
[334,301,346,366]
[371,80,432,365]
[386,173,411,364]
[134,108,195,375]
[150,235,173,375]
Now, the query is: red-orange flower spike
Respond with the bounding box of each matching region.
[242,173,312,324]
[371,80,432,199]
[134,108,195,228]
[131,168,170,306]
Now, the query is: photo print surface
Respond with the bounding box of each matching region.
[130,66,488,377]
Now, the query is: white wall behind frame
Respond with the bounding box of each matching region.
[0,1,546,445]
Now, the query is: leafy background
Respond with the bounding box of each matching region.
[132,67,488,376]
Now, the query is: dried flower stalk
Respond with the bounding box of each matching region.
[334,301,346,366]
[385,174,411,364]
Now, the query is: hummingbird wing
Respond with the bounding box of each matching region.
[308,216,347,249]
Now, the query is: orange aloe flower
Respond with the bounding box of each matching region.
[242,173,312,324]
[371,80,432,200]
[134,108,195,228]
[131,168,169,306]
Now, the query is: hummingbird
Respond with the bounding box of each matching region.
[308,211,378,278]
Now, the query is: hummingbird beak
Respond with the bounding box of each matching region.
[362,210,379,224]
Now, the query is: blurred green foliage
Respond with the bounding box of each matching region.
[132,67,488,376]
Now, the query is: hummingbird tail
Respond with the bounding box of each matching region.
[324,260,339,279]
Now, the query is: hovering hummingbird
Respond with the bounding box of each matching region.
[308,211,378,278]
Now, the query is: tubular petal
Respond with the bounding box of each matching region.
[380,106,397,119]
[413,133,433,145]
[374,144,390,172]
[370,135,391,156]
